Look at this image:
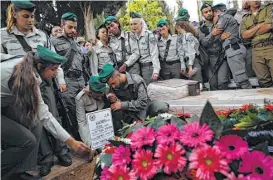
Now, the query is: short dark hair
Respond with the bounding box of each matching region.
[96,24,108,40]
[200,3,212,12]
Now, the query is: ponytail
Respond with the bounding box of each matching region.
[6,4,15,33]
[8,52,40,122]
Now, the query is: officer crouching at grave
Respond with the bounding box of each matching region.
[75,76,109,147]
[98,64,169,132]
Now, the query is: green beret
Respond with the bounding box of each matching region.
[178,8,189,16]
[99,64,115,83]
[61,12,77,21]
[104,16,117,25]
[157,19,168,27]
[212,3,227,11]
[130,12,142,18]
[89,76,106,93]
[175,16,189,22]
[77,37,85,43]
[37,45,67,64]
[11,0,36,10]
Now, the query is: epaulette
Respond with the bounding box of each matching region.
[75,90,85,101]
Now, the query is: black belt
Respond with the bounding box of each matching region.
[207,50,221,56]
[161,60,180,65]
[140,62,153,67]
[252,40,273,48]
[66,70,82,79]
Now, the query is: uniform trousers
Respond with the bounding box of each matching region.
[38,79,68,165]
[252,44,273,87]
[61,76,85,140]
[1,110,42,178]
[208,54,229,90]
[160,61,181,80]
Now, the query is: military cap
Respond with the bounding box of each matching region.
[178,8,189,16]
[175,16,189,22]
[212,3,227,11]
[61,12,77,21]
[99,64,115,83]
[77,37,85,43]
[130,12,142,18]
[157,19,168,27]
[104,16,118,25]
[37,45,67,64]
[200,3,212,11]
[11,0,36,10]
[89,76,106,93]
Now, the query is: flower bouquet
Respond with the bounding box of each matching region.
[94,102,273,180]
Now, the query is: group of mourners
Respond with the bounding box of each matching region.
[1,0,273,179]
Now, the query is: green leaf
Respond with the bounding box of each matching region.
[100,154,112,167]
[187,114,200,123]
[108,140,128,147]
[151,117,166,130]
[132,123,144,132]
[171,116,186,129]
[199,101,223,138]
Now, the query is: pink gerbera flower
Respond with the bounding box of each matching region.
[112,145,131,166]
[156,124,181,145]
[189,146,230,180]
[132,149,158,180]
[100,167,111,180]
[130,127,156,149]
[154,143,187,174]
[215,135,249,161]
[239,151,273,180]
[222,172,245,180]
[180,122,214,148]
[108,165,136,180]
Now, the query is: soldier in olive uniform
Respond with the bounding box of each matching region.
[212,3,252,89]
[156,19,184,80]
[199,3,229,90]
[241,1,273,87]
[104,16,141,75]
[76,76,108,148]
[234,0,256,78]
[51,12,86,139]
[99,64,149,131]
[1,1,71,177]
[1,46,90,179]
[129,12,160,85]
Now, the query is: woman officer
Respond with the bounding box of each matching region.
[156,19,184,80]
[1,46,90,179]
[175,17,203,83]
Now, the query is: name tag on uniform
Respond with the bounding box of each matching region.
[86,108,114,149]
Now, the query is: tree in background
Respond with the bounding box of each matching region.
[0,1,125,39]
[202,0,214,5]
[118,0,165,31]
[158,0,175,34]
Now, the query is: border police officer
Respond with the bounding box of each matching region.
[104,16,141,75]
[51,12,86,139]
[212,3,252,89]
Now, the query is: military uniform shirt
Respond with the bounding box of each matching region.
[179,33,200,68]
[109,31,140,67]
[157,34,184,69]
[215,13,241,42]
[1,26,65,85]
[198,22,222,52]
[241,5,273,45]
[75,87,105,148]
[1,56,71,142]
[92,41,113,71]
[51,35,84,71]
[131,30,160,74]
